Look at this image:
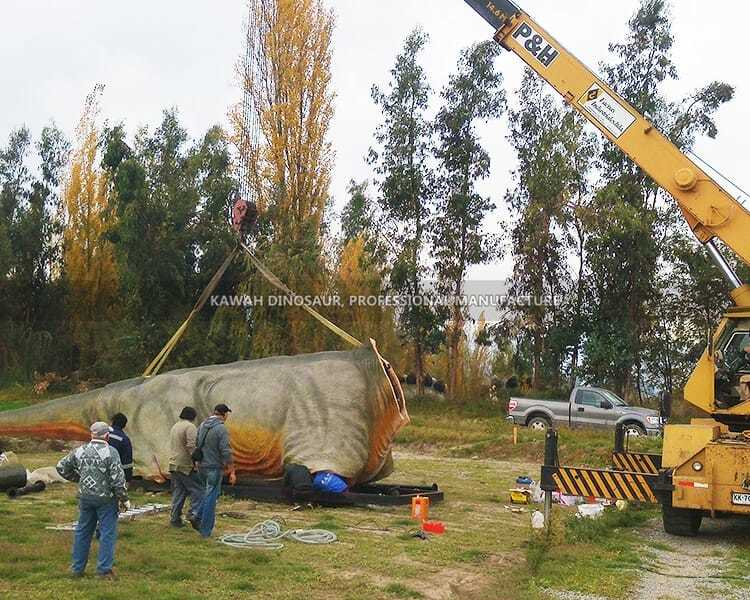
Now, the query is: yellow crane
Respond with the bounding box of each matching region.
[463,0,750,535]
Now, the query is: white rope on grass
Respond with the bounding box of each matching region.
[218,519,337,550]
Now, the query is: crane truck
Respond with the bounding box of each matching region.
[461,0,750,535]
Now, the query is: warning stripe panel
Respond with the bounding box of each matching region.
[545,466,659,503]
[611,452,661,475]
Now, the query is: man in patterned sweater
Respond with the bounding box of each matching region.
[57,421,130,579]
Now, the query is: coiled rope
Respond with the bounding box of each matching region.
[218,519,337,550]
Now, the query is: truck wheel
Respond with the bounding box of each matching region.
[662,503,702,536]
[527,416,551,432]
[623,423,646,437]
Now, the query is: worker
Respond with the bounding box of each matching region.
[108,413,133,482]
[168,406,204,528]
[194,403,236,538]
[56,421,130,579]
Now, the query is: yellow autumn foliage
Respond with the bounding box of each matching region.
[337,237,405,371]
[430,313,493,403]
[64,85,118,355]
[234,0,334,239]
[232,0,337,357]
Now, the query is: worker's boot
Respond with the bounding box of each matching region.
[98,570,117,580]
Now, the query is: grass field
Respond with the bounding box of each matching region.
[0,387,675,599]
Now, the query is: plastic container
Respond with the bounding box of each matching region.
[531,511,545,529]
[509,488,531,504]
[578,503,605,519]
[421,520,445,534]
[411,495,430,521]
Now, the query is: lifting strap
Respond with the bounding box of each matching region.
[239,242,362,348]
[142,242,362,378]
[143,247,240,377]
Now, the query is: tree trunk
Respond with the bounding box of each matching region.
[532,330,542,390]
[415,341,425,396]
[447,304,464,401]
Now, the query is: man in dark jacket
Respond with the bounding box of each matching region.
[195,404,236,537]
[108,413,133,482]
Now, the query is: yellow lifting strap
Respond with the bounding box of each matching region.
[239,242,362,348]
[142,242,362,378]
[143,247,240,377]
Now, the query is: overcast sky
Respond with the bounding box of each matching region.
[2,0,748,280]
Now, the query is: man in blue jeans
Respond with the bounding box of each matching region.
[194,403,236,537]
[57,421,130,578]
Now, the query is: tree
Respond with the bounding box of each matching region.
[503,70,597,390]
[369,28,444,395]
[102,112,239,376]
[0,123,70,380]
[232,0,336,358]
[64,85,119,371]
[336,181,403,368]
[431,40,505,399]
[341,180,375,246]
[584,0,734,400]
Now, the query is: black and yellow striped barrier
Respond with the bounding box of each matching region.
[541,465,659,503]
[612,451,661,475]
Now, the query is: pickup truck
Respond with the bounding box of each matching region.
[506,386,662,436]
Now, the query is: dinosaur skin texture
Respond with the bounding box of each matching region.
[0,341,408,484]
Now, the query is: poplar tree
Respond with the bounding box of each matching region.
[233,0,336,357]
[64,84,119,370]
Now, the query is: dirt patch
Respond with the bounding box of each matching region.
[422,567,491,600]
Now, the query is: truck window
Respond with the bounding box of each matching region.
[575,390,604,408]
[600,390,627,407]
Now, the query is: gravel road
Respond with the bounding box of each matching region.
[631,516,750,600]
[548,516,750,600]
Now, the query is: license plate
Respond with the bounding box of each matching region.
[731,492,750,505]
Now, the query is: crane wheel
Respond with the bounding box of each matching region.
[661,502,702,536]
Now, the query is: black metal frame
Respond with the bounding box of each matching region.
[539,427,672,504]
[131,477,444,508]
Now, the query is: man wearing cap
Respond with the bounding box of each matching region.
[56,421,130,578]
[194,403,236,537]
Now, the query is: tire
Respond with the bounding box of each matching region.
[623,423,646,438]
[527,416,552,432]
[662,502,702,536]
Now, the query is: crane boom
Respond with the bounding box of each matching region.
[464,0,750,306]
[461,2,750,532]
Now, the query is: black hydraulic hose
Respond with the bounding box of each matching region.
[8,480,46,498]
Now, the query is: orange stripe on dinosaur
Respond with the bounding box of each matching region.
[0,422,90,441]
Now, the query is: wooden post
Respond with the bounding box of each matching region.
[513,425,518,445]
